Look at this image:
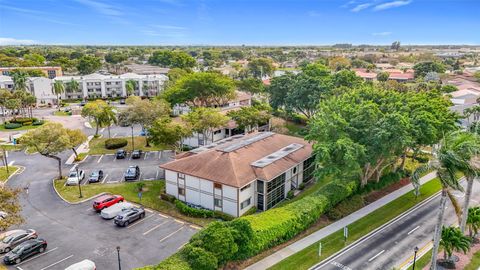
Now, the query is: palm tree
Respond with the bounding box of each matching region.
[52,80,65,110]
[467,206,480,238]
[66,79,80,94]
[11,70,28,91]
[412,132,469,270]
[439,226,471,265]
[102,105,117,138]
[125,80,137,96]
[0,89,12,123]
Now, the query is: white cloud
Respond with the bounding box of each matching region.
[74,0,122,16]
[372,31,392,36]
[0,37,37,45]
[373,0,412,11]
[351,3,372,12]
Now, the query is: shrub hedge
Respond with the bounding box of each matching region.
[4,122,22,129]
[104,138,128,149]
[10,117,37,124]
[160,193,176,203]
[358,171,402,194]
[326,194,365,220]
[32,120,44,126]
[148,180,358,270]
[174,200,234,221]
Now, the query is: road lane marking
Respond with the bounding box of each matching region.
[368,250,385,262]
[407,225,420,235]
[174,219,184,224]
[39,254,74,270]
[190,225,202,230]
[97,155,104,163]
[127,214,155,228]
[144,152,149,160]
[159,227,184,243]
[177,243,186,250]
[155,169,159,180]
[398,242,433,270]
[15,247,58,266]
[143,220,169,235]
[330,261,352,270]
[8,160,14,166]
[158,213,169,218]
[159,151,162,159]
[113,133,117,138]
[102,174,109,184]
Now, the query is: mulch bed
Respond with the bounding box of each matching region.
[363,177,411,204]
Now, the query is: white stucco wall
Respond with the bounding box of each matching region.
[238,181,255,216]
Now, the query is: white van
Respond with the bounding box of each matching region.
[65,259,96,270]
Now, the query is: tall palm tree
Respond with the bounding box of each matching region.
[412,132,469,270]
[102,105,117,138]
[0,89,12,123]
[52,80,65,110]
[467,206,480,238]
[66,79,80,94]
[125,80,137,96]
[439,226,471,265]
[11,71,28,91]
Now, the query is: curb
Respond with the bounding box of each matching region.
[51,178,108,205]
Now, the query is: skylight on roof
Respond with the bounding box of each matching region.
[218,132,274,153]
[251,143,304,168]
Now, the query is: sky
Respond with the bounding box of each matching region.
[0,0,479,46]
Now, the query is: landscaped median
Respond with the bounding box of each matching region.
[268,178,443,270]
[0,165,19,183]
[53,179,214,226]
[87,136,168,155]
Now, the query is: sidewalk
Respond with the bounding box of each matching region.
[245,171,437,270]
[65,135,93,165]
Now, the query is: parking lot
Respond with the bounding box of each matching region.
[75,150,174,185]
[2,198,199,270]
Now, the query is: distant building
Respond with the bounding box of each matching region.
[124,64,169,75]
[160,132,315,217]
[354,68,414,82]
[0,66,63,79]
[54,72,168,99]
[0,75,56,105]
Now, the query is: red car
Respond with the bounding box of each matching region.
[92,195,124,212]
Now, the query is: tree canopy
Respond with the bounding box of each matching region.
[182,107,229,145]
[148,50,196,69]
[413,61,446,78]
[247,58,274,78]
[76,55,102,75]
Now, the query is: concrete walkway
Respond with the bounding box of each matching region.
[65,135,93,165]
[245,171,437,270]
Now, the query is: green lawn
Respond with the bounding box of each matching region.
[464,248,480,270]
[88,136,169,155]
[53,179,213,226]
[269,179,443,270]
[0,166,18,182]
[0,144,24,151]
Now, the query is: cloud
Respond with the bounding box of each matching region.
[351,3,372,12]
[0,37,37,45]
[372,31,392,36]
[74,0,123,16]
[373,0,412,11]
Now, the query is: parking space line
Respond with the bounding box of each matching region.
[139,172,143,180]
[177,243,186,250]
[143,220,169,235]
[8,160,15,166]
[15,247,58,266]
[113,133,117,138]
[158,213,169,218]
[144,208,153,213]
[174,219,184,224]
[127,214,155,228]
[155,170,159,180]
[39,254,74,270]
[97,155,104,163]
[190,225,202,230]
[102,174,109,184]
[144,152,149,160]
[160,227,184,243]
[159,151,162,159]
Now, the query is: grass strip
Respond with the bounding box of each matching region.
[0,166,18,182]
[53,179,214,226]
[269,179,442,270]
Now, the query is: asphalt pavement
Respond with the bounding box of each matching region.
[2,150,197,270]
[311,181,480,270]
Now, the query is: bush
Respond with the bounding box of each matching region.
[32,120,44,126]
[299,182,306,190]
[326,195,365,220]
[287,190,294,199]
[104,138,128,149]
[175,200,214,218]
[22,121,32,126]
[242,206,257,216]
[160,193,176,203]
[11,117,35,124]
[181,245,218,270]
[4,122,22,129]
[359,171,402,194]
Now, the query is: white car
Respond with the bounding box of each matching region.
[65,259,96,270]
[66,170,85,186]
[100,202,133,219]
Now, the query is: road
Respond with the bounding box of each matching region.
[311,180,480,270]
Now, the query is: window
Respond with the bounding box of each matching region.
[292,166,298,175]
[178,187,185,196]
[257,180,264,194]
[214,130,222,135]
[241,197,251,209]
[240,183,251,192]
[214,198,222,207]
[214,183,222,189]
[303,156,316,183]
[178,173,185,179]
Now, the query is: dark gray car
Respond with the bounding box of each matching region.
[0,229,37,253]
[114,207,145,227]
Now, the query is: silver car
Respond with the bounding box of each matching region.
[0,229,37,253]
[100,202,133,219]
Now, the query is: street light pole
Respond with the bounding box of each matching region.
[76,167,83,198]
[131,125,135,151]
[116,246,122,270]
[412,246,419,270]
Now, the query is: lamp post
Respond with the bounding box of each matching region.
[76,167,83,198]
[131,125,135,151]
[116,246,121,270]
[412,246,419,270]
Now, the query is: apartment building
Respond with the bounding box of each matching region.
[0,66,63,79]
[0,75,56,104]
[54,72,168,99]
[161,132,315,217]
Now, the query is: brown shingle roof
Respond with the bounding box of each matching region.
[160,133,313,188]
